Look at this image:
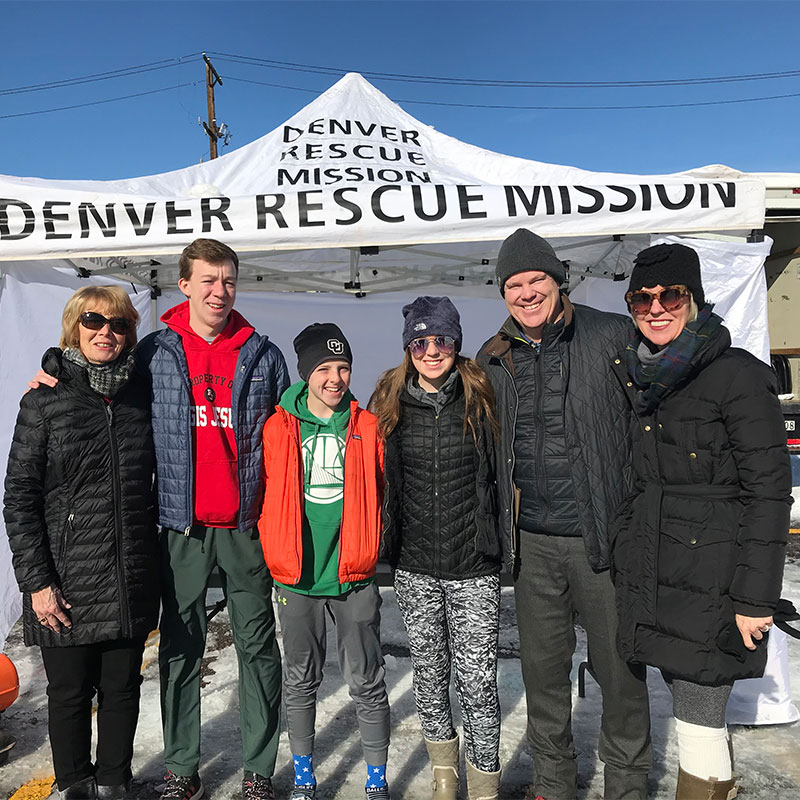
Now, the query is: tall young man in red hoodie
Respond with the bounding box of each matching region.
[140,239,290,800]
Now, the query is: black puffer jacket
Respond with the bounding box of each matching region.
[4,348,159,648]
[611,325,792,684]
[382,374,501,580]
[478,298,634,572]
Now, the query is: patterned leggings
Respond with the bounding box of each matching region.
[394,569,501,772]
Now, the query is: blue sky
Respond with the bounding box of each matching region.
[3,0,799,181]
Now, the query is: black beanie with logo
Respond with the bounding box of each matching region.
[293,322,353,380]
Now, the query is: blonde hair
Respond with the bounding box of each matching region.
[60,286,139,350]
[369,351,499,441]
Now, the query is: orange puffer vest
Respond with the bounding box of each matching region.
[258,401,384,586]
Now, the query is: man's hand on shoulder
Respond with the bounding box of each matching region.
[27,368,58,392]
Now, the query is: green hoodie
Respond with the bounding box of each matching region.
[275,380,372,596]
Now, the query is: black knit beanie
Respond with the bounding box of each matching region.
[628,244,705,307]
[293,322,352,380]
[495,228,566,295]
[401,296,462,351]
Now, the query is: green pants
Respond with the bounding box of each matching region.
[159,526,281,778]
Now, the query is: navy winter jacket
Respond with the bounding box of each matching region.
[136,326,289,532]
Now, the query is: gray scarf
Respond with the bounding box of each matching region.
[63,347,135,397]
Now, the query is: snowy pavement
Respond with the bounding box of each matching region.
[1,562,799,799]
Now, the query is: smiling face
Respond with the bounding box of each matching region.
[503,270,564,341]
[78,305,129,364]
[306,360,352,418]
[178,258,237,338]
[632,284,692,347]
[409,336,456,392]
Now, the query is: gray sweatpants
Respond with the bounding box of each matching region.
[394,569,501,772]
[274,583,390,765]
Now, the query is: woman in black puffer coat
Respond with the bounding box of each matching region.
[370,297,502,800]
[610,244,792,800]
[4,285,159,800]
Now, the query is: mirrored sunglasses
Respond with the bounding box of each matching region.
[625,285,689,314]
[79,311,133,335]
[408,335,456,357]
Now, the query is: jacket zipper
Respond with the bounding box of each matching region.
[433,407,442,571]
[534,340,549,527]
[105,403,130,634]
[499,358,519,565]
[57,512,74,571]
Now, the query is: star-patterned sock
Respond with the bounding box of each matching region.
[293,753,316,787]
[365,763,387,790]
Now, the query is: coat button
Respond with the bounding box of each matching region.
[626,381,633,387]
[614,359,621,364]
[644,425,651,431]
[689,452,697,459]
[689,537,697,544]
[658,424,663,429]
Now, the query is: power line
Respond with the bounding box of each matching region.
[0,83,197,120]
[208,51,800,89]
[0,54,200,97]
[224,75,800,110]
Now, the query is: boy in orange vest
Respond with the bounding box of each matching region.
[258,323,390,800]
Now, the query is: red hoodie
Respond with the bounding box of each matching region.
[161,301,254,528]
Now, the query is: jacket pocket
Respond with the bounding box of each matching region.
[54,512,74,573]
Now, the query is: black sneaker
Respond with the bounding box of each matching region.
[242,771,275,800]
[160,771,203,800]
[365,787,390,800]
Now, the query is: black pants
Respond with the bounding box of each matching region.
[41,637,146,789]
[515,533,652,800]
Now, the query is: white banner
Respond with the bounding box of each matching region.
[0,74,766,261]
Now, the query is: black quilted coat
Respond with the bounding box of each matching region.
[382,375,501,580]
[3,348,159,648]
[477,298,634,572]
[611,325,791,684]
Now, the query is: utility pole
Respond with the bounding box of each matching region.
[202,53,223,160]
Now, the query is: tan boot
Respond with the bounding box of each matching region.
[675,767,738,800]
[465,758,501,800]
[424,736,460,800]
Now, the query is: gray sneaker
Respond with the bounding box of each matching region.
[289,786,317,800]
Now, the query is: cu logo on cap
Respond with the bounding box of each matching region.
[327,338,345,355]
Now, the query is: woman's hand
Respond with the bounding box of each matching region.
[736,613,773,651]
[31,584,72,633]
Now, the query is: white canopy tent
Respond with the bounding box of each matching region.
[0,73,776,648]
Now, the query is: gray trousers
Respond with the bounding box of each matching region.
[275,583,390,765]
[515,533,653,800]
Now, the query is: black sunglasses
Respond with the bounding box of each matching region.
[79,312,133,335]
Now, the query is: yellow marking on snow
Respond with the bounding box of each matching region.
[9,776,54,799]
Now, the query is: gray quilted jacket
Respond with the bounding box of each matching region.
[477,297,634,573]
[137,324,289,532]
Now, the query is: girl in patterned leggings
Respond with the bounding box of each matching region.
[370,296,503,800]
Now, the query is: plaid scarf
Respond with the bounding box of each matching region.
[624,306,723,415]
[63,347,135,398]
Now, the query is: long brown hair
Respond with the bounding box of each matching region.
[369,350,499,441]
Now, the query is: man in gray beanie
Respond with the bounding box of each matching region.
[478,229,652,800]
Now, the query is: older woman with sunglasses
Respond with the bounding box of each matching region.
[370,297,502,800]
[610,244,791,799]
[4,286,159,799]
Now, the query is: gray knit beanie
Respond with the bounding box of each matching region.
[495,229,566,295]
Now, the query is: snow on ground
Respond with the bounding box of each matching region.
[2,563,800,800]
